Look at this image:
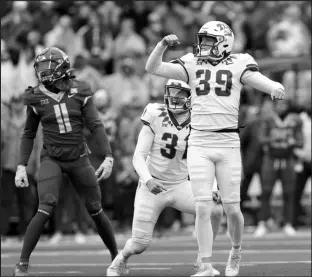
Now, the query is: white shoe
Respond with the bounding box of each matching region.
[106,252,129,276]
[49,232,63,245]
[191,263,214,276]
[253,223,267,238]
[74,233,86,244]
[225,249,241,277]
[194,256,219,275]
[283,224,296,236]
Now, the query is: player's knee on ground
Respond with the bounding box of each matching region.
[195,201,213,220]
[38,194,58,217]
[222,202,242,219]
[211,203,223,221]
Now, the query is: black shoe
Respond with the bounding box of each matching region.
[13,261,29,276]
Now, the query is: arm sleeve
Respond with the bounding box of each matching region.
[145,42,188,82]
[19,106,40,166]
[241,70,285,95]
[294,118,304,149]
[132,125,155,184]
[83,97,112,158]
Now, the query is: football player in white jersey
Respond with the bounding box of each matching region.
[145,21,285,276]
[107,79,224,276]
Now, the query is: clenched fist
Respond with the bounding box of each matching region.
[271,87,285,100]
[161,34,180,47]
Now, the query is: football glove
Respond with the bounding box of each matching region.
[146,178,168,195]
[271,87,285,100]
[15,165,29,187]
[95,156,114,182]
[212,191,222,204]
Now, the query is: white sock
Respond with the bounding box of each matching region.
[195,201,214,261]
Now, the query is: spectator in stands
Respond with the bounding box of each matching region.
[77,10,114,75]
[1,39,18,105]
[44,15,83,63]
[84,89,118,214]
[16,30,44,90]
[240,96,273,206]
[102,54,150,114]
[73,53,104,93]
[267,3,311,58]
[113,100,142,233]
[254,100,303,237]
[1,95,41,240]
[293,102,311,228]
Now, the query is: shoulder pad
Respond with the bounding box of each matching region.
[141,103,166,127]
[240,53,259,68]
[22,85,41,106]
[71,79,93,97]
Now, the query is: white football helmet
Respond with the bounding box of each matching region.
[193,21,234,61]
[164,79,191,114]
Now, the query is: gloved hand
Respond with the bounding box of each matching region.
[95,156,114,182]
[15,165,29,187]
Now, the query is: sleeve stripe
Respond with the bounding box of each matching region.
[83,96,92,106]
[141,119,155,134]
[29,105,38,115]
[240,65,259,85]
[171,59,189,84]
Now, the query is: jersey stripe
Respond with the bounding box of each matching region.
[60,103,72,132]
[53,104,66,133]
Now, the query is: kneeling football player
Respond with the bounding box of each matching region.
[107,80,224,276]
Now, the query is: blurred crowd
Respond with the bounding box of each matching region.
[1,1,311,243]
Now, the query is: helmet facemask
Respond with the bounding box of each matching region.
[164,85,191,115]
[35,58,70,87]
[194,33,225,61]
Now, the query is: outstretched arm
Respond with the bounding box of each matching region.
[145,35,188,82]
[241,70,285,100]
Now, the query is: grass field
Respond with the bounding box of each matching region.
[1,229,311,276]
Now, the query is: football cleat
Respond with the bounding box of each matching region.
[106,252,130,276]
[194,255,220,275]
[191,262,214,276]
[225,249,241,276]
[13,261,29,276]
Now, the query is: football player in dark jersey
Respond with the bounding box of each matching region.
[13,47,118,276]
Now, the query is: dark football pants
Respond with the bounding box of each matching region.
[38,152,102,216]
[258,155,296,224]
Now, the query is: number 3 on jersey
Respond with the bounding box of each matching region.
[161,133,187,160]
[53,103,72,133]
[196,69,232,96]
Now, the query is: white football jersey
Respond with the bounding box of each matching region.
[174,53,259,147]
[141,103,190,184]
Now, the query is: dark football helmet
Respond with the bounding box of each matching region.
[164,79,191,114]
[34,47,71,86]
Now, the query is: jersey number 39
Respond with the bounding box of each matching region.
[196,69,232,96]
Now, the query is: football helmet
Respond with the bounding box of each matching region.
[193,21,234,61]
[34,47,71,86]
[164,79,191,114]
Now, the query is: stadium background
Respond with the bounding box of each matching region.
[1,0,311,244]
